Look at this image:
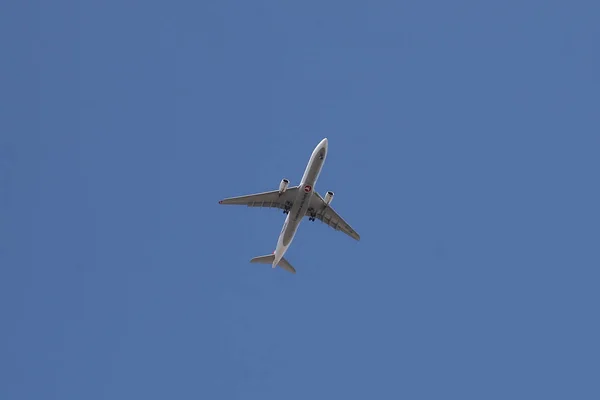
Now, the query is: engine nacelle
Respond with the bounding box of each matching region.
[324,191,334,205]
[279,179,290,193]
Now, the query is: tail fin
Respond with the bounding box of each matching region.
[250,254,296,274]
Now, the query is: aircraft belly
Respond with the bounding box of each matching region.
[283,190,313,246]
[291,192,312,221]
[281,142,325,247]
[282,221,298,246]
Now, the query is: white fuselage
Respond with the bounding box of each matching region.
[272,138,328,268]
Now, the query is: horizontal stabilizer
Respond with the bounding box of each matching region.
[277,257,296,274]
[250,254,275,264]
[250,254,296,274]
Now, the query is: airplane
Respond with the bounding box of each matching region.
[218,138,360,274]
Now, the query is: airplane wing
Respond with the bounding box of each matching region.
[307,192,360,241]
[218,186,299,211]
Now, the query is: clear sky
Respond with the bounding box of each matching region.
[2,1,599,399]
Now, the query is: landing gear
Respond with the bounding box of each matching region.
[307,207,317,221]
[283,201,292,214]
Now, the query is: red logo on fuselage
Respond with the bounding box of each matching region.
[303,185,312,193]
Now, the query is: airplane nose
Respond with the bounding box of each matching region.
[321,138,328,147]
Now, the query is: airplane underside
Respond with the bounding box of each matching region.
[218,138,359,273]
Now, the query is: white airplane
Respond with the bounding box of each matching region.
[218,138,360,274]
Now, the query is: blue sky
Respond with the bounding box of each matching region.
[2,1,599,399]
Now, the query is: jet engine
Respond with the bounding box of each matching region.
[279,179,290,193]
[324,191,334,205]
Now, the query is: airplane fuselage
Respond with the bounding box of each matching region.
[272,138,328,267]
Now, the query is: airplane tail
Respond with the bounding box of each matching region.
[250,254,296,274]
